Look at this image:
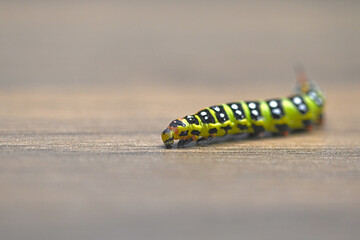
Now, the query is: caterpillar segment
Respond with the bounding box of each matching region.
[161,77,325,149]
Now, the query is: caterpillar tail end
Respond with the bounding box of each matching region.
[162,128,174,149]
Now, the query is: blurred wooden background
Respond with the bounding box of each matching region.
[1,1,360,240]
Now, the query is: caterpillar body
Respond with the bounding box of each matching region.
[161,69,325,149]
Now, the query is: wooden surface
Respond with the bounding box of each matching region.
[1,86,360,240]
[1,1,360,240]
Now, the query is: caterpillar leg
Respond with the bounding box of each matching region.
[303,120,313,131]
[196,134,214,145]
[275,124,290,136]
[249,125,265,138]
[249,132,265,138]
[177,138,193,148]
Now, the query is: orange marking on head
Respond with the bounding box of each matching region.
[169,126,179,135]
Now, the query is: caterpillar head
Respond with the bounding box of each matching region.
[162,119,188,148]
[161,128,174,149]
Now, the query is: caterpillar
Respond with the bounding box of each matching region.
[161,67,325,149]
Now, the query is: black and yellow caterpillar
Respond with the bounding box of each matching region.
[161,68,325,148]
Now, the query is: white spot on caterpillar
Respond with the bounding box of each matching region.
[213,107,220,112]
[298,104,307,112]
[316,98,323,106]
[220,113,225,118]
[293,97,302,105]
[272,108,281,116]
[248,102,256,109]
[251,110,259,116]
[201,111,207,116]
[269,100,278,108]
[231,104,238,110]
[235,110,242,116]
[309,91,317,97]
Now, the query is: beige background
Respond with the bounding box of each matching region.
[1,1,360,240]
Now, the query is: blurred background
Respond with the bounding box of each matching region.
[1,0,359,90]
[1,1,360,240]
